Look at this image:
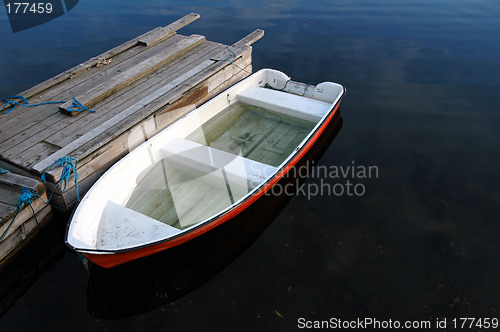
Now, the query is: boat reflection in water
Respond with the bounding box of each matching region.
[87,114,343,319]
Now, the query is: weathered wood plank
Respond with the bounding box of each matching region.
[0,113,57,157]
[0,100,57,145]
[0,13,200,114]
[138,13,200,47]
[0,172,42,192]
[236,29,265,47]
[0,202,13,221]
[59,34,206,115]
[0,187,19,206]
[0,161,35,178]
[47,41,223,148]
[15,141,62,169]
[209,29,264,62]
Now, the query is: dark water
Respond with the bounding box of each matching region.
[1,0,500,331]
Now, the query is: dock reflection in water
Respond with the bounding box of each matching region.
[87,114,343,319]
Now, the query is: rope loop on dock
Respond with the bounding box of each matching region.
[41,156,81,202]
[1,95,66,114]
[0,186,40,241]
[67,97,95,113]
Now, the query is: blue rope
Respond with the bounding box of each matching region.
[0,167,10,175]
[1,95,94,114]
[0,186,41,241]
[0,157,80,241]
[41,156,80,202]
[67,97,95,113]
[2,95,66,114]
[212,47,250,74]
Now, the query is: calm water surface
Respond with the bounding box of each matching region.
[1,0,499,331]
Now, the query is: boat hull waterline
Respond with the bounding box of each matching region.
[65,69,345,268]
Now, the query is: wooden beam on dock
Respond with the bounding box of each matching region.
[58,34,206,116]
[137,12,200,47]
[235,29,265,47]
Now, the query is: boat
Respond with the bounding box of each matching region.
[65,69,345,268]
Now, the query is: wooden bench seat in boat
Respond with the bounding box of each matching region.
[236,86,331,122]
[159,137,278,190]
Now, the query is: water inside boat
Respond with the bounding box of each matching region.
[189,102,316,166]
[125,102,317,230]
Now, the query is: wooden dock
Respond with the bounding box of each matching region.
[0,13,264,214]
[0,170,52,268]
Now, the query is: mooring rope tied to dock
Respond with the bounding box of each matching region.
[66,97,96,113]
[211,47,251,74]
[1,95,94,114]
[0,156,80,242]
[41,156,81,203]
[0,186,41,241]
